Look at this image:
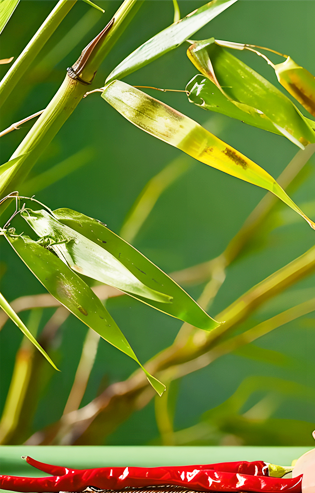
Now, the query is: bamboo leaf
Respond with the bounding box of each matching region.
[275,57,315,118]
[105,0,238,84]
[4,232,165,395]
[21,209,172,304]
[52,208,220,331]
[187,75,286,136]
[187,39,315,148]
[0,0,19,34]
[82,0,104,13]
[102,80,315,230]
[0,291,58,370]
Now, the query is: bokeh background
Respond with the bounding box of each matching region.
[0,0,315,446]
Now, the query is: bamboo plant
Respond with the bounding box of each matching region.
[0,0,314,445]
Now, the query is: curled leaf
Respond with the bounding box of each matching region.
[102,80,315,230]
[4,232,164,395]
[187,39,315,148]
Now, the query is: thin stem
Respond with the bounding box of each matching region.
[0,110,44,138]
[0,0,77,109]
[245,44,288,59]
[134,85,188,94]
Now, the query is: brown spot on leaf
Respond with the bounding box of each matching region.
[288,82,315,117]
[135,266,146,275]
[78,306,88,316]
[222,148,248,169]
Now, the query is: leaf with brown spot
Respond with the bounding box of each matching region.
[186,39,315,148]
[102,80,315,230]
[4,232,165,395]
[275,57,315,118]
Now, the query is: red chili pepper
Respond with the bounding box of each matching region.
[25,456,270,476]
[0,457,302,493]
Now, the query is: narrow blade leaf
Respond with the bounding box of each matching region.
[187,39,315,148]
[105,0,238,84]
[0,291,58,370]
[275,57,315,118]
[0,0,19,34]
[4,232,165,395]
[53,207,220,331]
[21,209,172,304]
[102,80,315,230]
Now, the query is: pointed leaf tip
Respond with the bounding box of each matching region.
[102,80,315,230]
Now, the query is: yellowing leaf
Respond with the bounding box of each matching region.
[102,80,315,230]
[275,57,315,118]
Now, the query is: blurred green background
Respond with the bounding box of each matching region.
[0,0,314,446]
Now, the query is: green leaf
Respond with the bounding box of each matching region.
[53,207,220,331]
[4,232,165,395]
[187,75,285,136]
[0,291,58,370]
[21,209,172,304]
[186,39,315,149]
[101,80,315,230]
[82,0,104,13]
[105,0,238,84]
[0,0,19,34]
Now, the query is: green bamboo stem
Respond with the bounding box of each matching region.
[0,0,140,200]
[0,0,77,109]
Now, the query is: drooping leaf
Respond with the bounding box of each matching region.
[275,57,315,118]
[21,209,172,304]
[186,39,315,148]
[52,208,221,331]
[0,291,58,370]
[82,0,104,13]
[187,75,285,136]
[0,0,19,34]
[105,0,238,84]
[101,80,315,230]
[4,232,165,395]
